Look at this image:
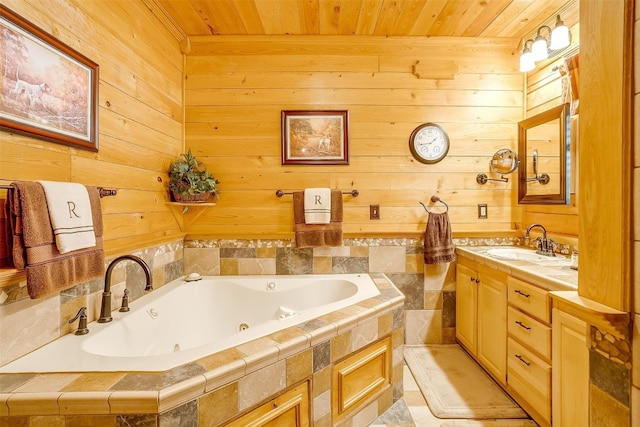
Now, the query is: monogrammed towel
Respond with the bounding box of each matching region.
[38,180,96,253]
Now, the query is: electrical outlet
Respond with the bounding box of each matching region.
[370,204,380,220]
[478,204,488,219]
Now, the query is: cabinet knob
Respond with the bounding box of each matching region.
[475,279,480,284]
[514,289,530,298]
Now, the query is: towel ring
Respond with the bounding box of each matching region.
[420,196,449,213]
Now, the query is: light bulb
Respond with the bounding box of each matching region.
[531,36,548,61]
[519,51,535,72]
[550,15,570,50]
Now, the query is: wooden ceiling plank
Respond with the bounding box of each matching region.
[157,0,213,35]
[319,0,342,34]
[409,0,447,35]
[253,0,285,34]
[427,0,475,36]
[278,0,302,34]
[189,0,226,35]
[299,0,321,34]
[493,0,568,39]
[373,0,409,36]
[459,0,513,37]
[479,0,535,37]
[234,0,266,35]
[337,0,362,35]
[204,0,250,34]
[355,0,384,34]
[390,0,428,36]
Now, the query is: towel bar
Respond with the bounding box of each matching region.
[0,183,118,198]
[276,189,359,198]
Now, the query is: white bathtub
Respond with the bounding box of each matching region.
[0,274,380,373]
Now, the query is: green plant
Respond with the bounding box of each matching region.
[168,149,220,198]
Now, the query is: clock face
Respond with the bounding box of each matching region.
[409,123,450,164]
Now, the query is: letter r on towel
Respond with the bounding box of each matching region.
[67,201,80,218]
[315,195,322,204]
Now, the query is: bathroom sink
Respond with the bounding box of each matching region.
[485,247,564,262]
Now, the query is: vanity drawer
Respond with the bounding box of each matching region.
[507,306,551,361]
[508,277,550,323]
[507,338,551,425]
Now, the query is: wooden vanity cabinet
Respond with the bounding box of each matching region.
[455,260,507,385]
[506,277,552,427]
[552,308,589,427]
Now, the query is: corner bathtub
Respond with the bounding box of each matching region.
[0,274,380,373]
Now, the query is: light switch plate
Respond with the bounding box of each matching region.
[370,204,380,220]
[478,204,488,219]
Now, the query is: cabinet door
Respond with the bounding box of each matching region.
[477,273,507,384]
[456,264,477,354]
[552,309,589,427]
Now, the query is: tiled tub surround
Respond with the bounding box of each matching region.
[184,236,526,345]
[0,274,382,373]
[0,273,404,426]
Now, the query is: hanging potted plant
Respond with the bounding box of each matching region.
[168,149,220,202]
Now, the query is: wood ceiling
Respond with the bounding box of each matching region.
[153,0,577,41]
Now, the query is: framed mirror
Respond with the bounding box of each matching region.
[518,103,570,204]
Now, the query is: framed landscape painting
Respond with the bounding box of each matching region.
[0,5,99,151]
[281,110,349,165]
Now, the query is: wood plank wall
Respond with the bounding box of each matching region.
[521,19,580,242]
[0,0,184,274]
[184,35,524,238]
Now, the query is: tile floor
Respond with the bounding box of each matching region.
[371,363,538,427]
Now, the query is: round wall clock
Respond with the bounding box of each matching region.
[408,123,450,164]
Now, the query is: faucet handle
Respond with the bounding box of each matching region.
[119,289,130,312]
[534,236,543,251]
[547,239,557,256]
[69,307,89,335]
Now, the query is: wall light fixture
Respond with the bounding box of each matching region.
[519,15,571,72]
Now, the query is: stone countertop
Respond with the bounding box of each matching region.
[456,246,578,291]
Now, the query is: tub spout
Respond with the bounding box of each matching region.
[98,255,153,323]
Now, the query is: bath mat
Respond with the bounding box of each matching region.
[404,345,528,420]
[439,420,538,427]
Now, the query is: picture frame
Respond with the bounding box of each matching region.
[0,5,99,151]
[281,110,349,165]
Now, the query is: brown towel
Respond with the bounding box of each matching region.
[293,190,343,248]
[6,182,105,299]
[423,212,455,264]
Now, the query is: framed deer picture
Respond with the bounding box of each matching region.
[0,5,99,151]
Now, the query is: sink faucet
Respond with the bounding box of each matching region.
[525,223,555,257]
[98,255,153,323]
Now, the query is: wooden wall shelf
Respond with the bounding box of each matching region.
[166,202,215,230]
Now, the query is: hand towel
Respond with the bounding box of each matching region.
[304,188,332,224]
[423,211,455,264]
[5,182,105,299]
[37,180,96,253]
[293,190,343,247]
